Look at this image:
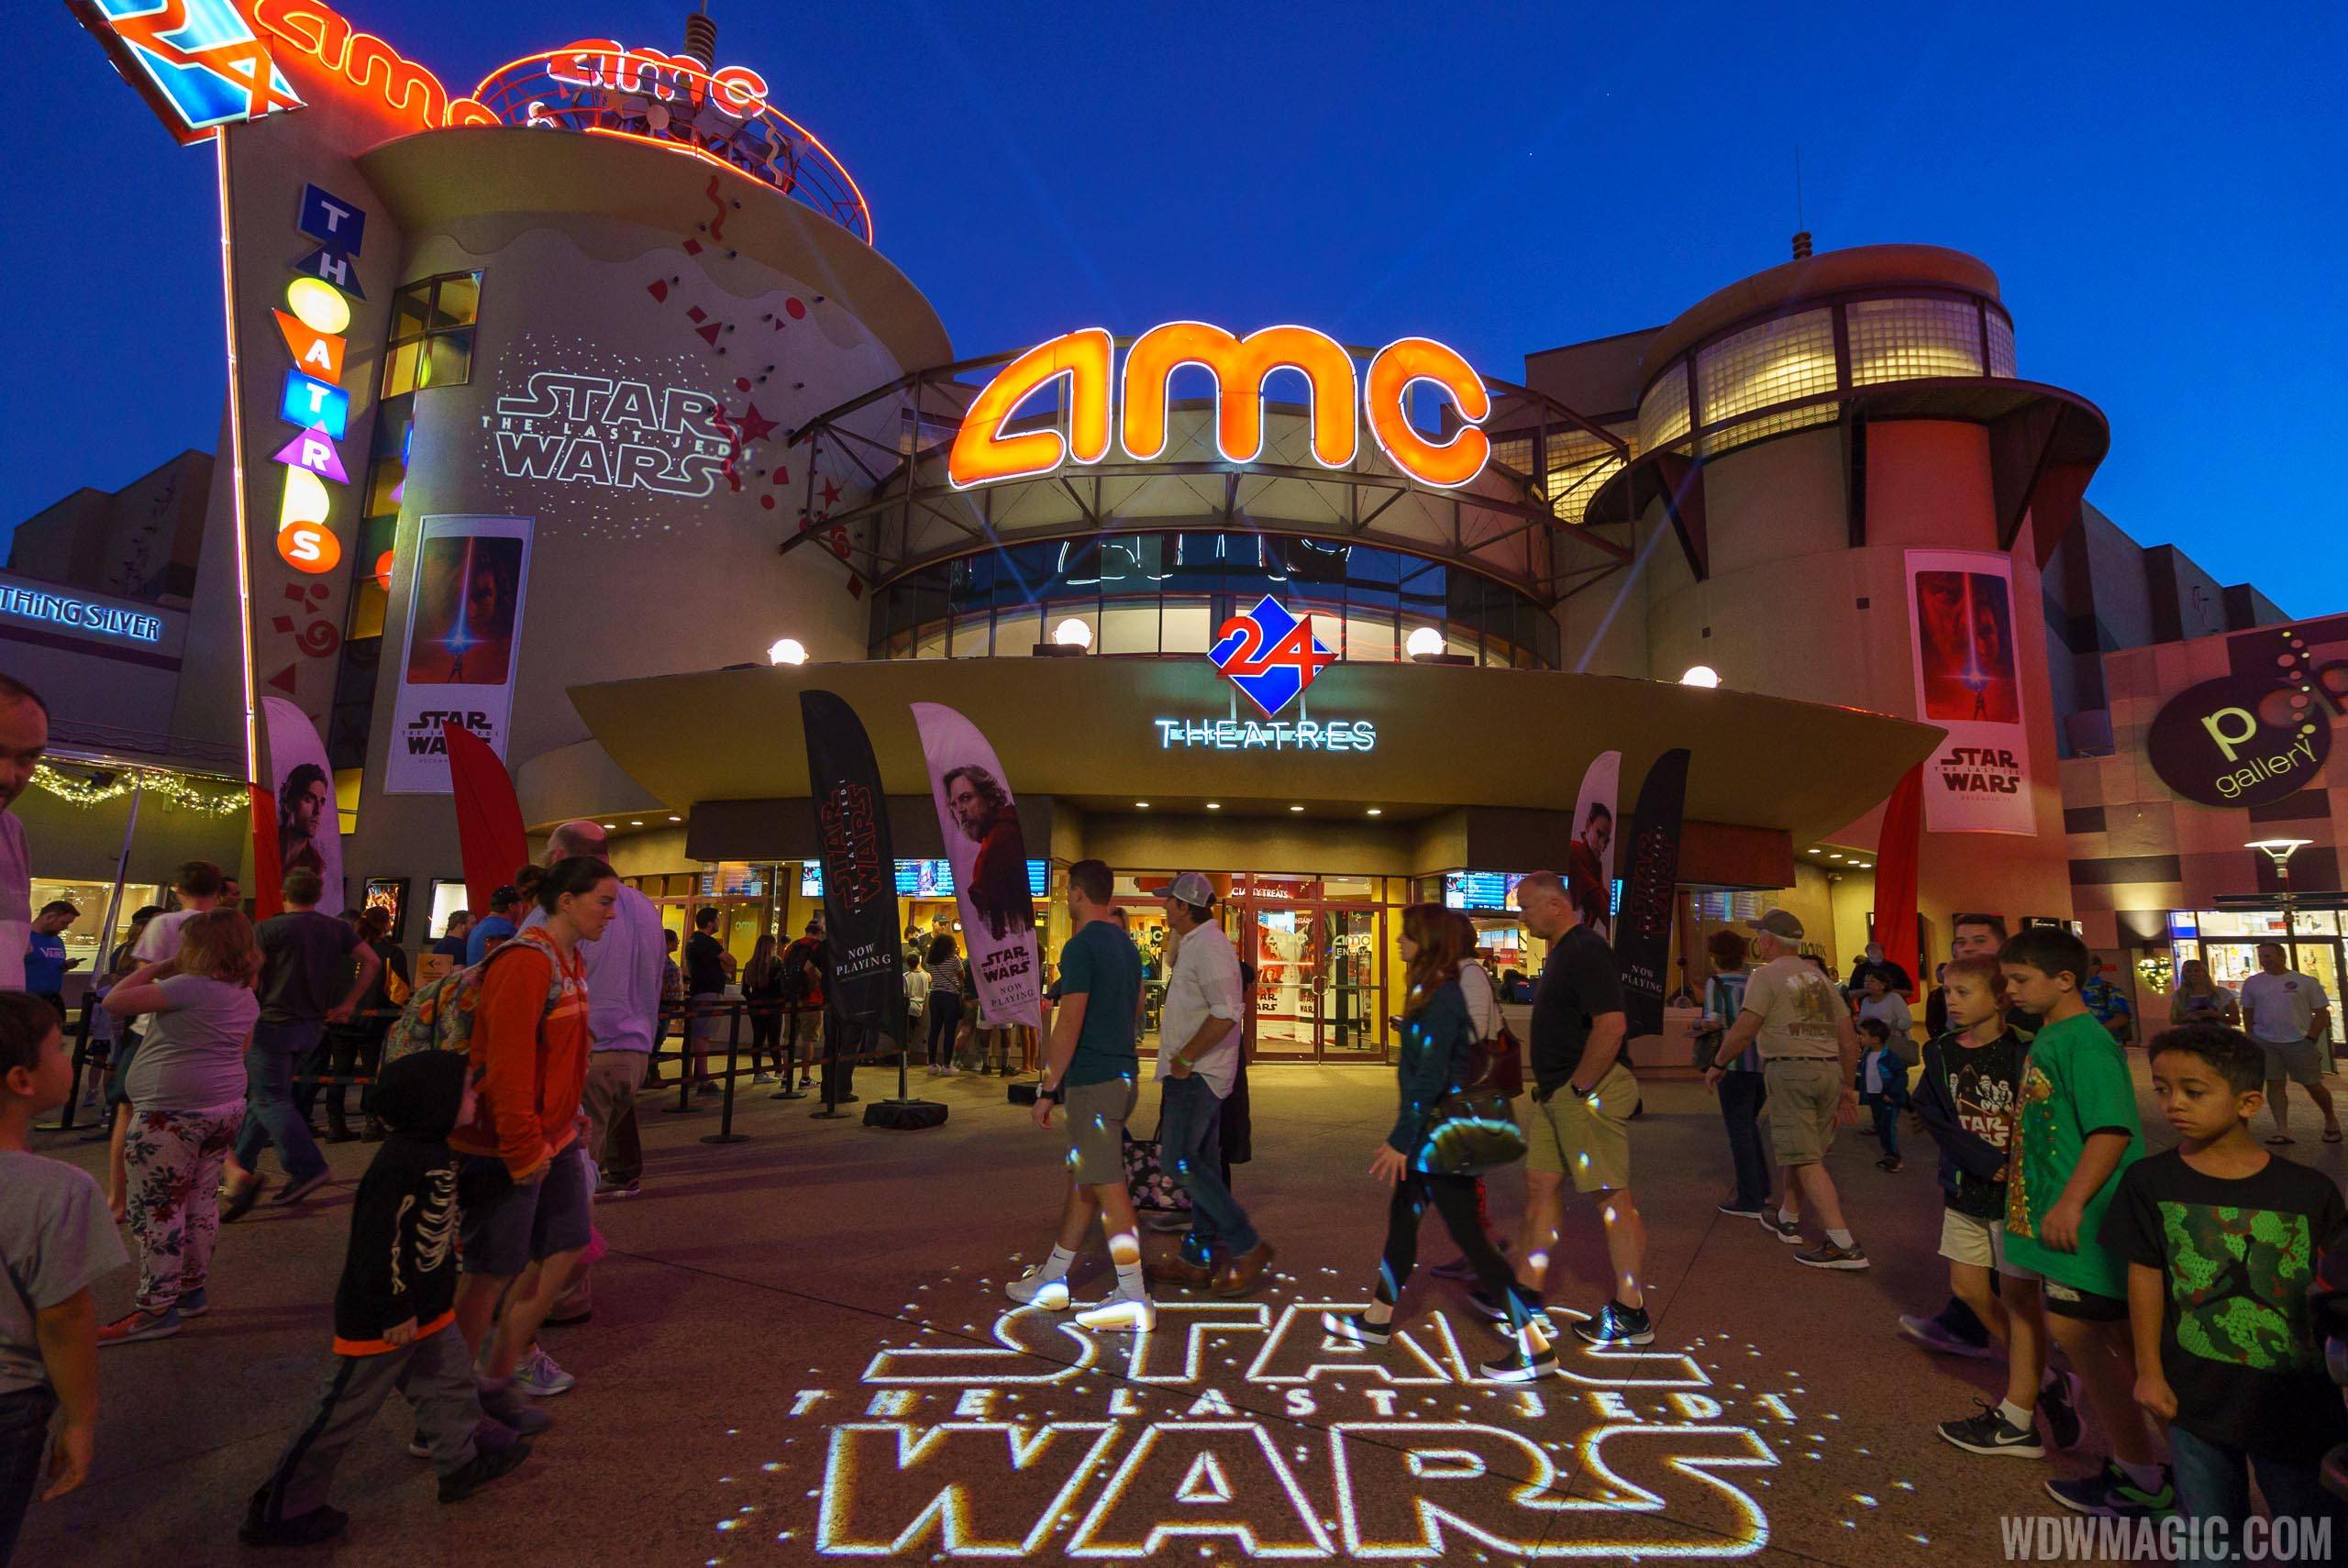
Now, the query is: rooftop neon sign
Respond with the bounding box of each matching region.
[947,324,1493,492]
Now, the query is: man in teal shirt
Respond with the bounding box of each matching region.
[1006,858,1151,1331]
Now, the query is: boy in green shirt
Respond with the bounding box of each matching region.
[1999,926,2169,1519]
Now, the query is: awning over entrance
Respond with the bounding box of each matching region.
[569,657,1942,847]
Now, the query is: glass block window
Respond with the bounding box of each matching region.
[1695,309,1835,426]
[1696,403,1837,459]
[1488,436,1534,475]
[382,271,482,398]
[1986,309,2017,377]
[1846,297,1983,385]
[1637,363,1690,453]
[1542,425,1628,527]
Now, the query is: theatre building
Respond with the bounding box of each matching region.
[51,3,2341,1048]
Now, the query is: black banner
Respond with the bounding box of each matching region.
[1612,747,1690,1045]
[800,690,906,1058]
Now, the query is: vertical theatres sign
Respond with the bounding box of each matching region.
[1904,549,2036,834]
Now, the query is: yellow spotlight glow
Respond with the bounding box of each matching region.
[285,276,351,336]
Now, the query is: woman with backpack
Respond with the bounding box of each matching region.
[741,933,786,1084]
[1322,903,1545,1382]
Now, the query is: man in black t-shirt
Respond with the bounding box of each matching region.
[682,906,732,1094]
[1507,868,1650,1348]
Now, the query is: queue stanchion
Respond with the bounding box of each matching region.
[809,1009,849,1120]
[703,1002,748,1144]
[36,998,96,1135]
[664,1000,698,1114]
[772,1003,806,1099]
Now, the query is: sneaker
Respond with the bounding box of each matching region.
[938,1065,959,1077]
[437,1439,531,1504]
[1758,1211,1803,1244]
[271,1170,332,1207]
[1896,1305,1998,1360]
[238,1494,349,1548]
[1005,1265,1071,1310]
[1320,1310,1391,1346]
[2040,1369,2085,1452]
[1795,1241,1869,1270]
[1571,1299,1656,1346]
[752,1072,777,1085]
[593,1177,641,1202]
[1877,1155,1905,1173]
[1479,1343,1559,1383]
[407,1430,433,1460]
[176,1286,210,1319]
[219,1175,267,1223]
[1465,1288,1557,1341]
[1938,1400,2045,1458]
[1717,1199,1766,1218]
[477,1380,552,1435]
[2044,1459,2176,1518]
[97,1308,182,1345]
[1073,1295,1156,1332]
[513,1346,576,1398]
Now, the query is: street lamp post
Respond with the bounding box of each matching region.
[2246,837,2314,946]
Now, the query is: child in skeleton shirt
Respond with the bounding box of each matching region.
[241,1051,529,1547]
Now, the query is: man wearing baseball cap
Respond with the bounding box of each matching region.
[1703,909,1868,1269]
[1147,873,1274,1298]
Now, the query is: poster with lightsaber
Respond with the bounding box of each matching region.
[1904,548,2035,834]
[910,702,1044,1031]
[1567,750,1620,944]
[382,515,534,794]
[1614,748,1691,1048]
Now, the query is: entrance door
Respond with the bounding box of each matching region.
[1241,897,1387,1064]
[2203,940,2345,1016]
[1247,904,1318,1059]
[1314,906,1385,1064]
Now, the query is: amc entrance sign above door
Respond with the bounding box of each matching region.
[2146,624,2340,808]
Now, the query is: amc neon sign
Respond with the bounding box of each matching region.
[249,0,493,132]
[947,324,1493,491]
[544,39,771,119]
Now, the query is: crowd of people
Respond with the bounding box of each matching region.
[2,657,2346,1559]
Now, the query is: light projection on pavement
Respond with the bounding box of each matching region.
[712,1266,1852,1562]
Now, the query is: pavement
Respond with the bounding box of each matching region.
[16,1048,2346,1567]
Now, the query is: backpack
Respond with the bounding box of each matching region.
[780,938,818,1005]
[381,939,535,1066]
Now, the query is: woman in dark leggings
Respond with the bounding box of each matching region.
[741,933,787,1082]
[1324,903,1552,1382]
[924,933,965,1075]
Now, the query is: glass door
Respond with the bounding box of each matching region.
[1314,905,1386,1064]
[2202,940,2344,1010]
[1247,904,1318,1059]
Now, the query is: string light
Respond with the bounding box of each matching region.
[31,763,246,816]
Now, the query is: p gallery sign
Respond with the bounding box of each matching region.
[2146,624,2342,809]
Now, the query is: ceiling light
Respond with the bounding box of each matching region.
[1205,802,1221,811]
[768,636,807,666]
[1366,808,1383,816]
[1052,617,1092,649]
[628,820,642,826]
[1135,801,1150,809]
[602,823,617,829]
[1806,847,1821,855]
[1679,664,1721,688]
[1289,804,1304,812]
[1828,853,1843,860]
[668,814,681,822]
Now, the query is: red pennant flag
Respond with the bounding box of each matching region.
[1873,764,1925,1000]
[443,722,529,917]
[249,782,283,921]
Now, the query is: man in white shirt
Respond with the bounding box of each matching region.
[1149,873,1273,1298]
[2238,942,2339,1144]
[0,676,47,993]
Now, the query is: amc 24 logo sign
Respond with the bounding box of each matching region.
[1210,596,1336,717]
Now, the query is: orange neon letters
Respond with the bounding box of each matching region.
[1120,323,1357,467]
[1366,337,1491,490]
[250,0,490,131]
[947,329,1113,489]
[949,325,1492,489]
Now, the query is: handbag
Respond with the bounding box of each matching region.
[1122,1126,1192,1216]
[1418,1085,1525,1176]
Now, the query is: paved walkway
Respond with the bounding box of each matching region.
[18,1050,2344,1566]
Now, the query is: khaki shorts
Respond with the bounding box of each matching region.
[1062,1076,1138,1187]
[1523,1062,1636,1193]
[1763,1057,1843,1165]
[1937,1209,2027,1275]
[2258,1035,2325,1087]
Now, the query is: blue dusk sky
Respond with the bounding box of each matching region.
[5,0,2341,613]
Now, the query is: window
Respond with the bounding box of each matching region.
[382,271,482,397]
[1637,363,1690,453]
[1846,298,1983,385]
[1696,309,1835,427]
